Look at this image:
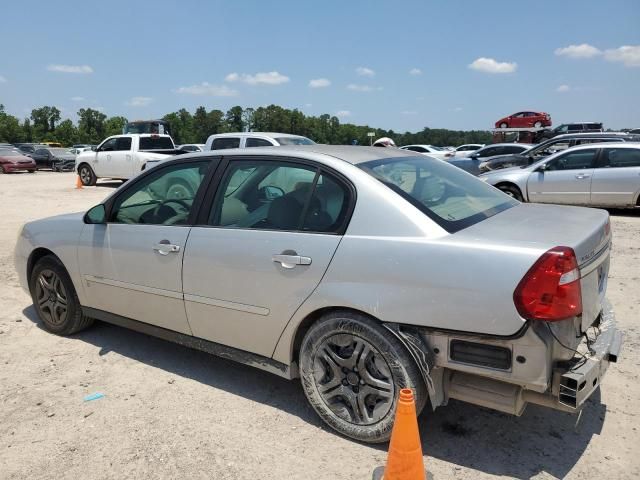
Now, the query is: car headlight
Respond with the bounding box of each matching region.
[478,175,490,182]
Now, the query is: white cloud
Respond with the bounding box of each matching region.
[347,83,382,92]
[409,68,422,75]
[0,75,6,83]
[356,67,375,77]
[556,84,571,93]
[304,103,313,108]
[401,110,418,115]
[336,110,351,117]
[604,45,640,67]
[225,71,289,85]
[468,57,517,74]
[47,64,93,74]
[71,96,85,101]
[308,78,331,88]
[126,96,153,107]
[554,44,602,59]
[453,107,463,112]
[175,82,239,96]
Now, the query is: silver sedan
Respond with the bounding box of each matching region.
[479,142,640,207]
[15,145,621,442]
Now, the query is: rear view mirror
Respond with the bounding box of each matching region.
[84,204,106,224]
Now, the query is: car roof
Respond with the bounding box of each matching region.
[208,132,308,139]
[553,132,629,139]
[554,142,640,151]
[481,143,533,148]
[184,145,417,165]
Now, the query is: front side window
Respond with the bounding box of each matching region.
[359,156,516,233]
[477,147,499,157]
[110,161,210,225]
[602,148,640,168]
[404,146,426,153]
[210,160,349,233]
[99,138,117,152]
[212,138,241,150]
[245,138,274,148]
[545,149,598,171]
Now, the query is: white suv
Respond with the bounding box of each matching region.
[205,132,315,150]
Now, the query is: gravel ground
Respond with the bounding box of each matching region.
[1,171,639,480]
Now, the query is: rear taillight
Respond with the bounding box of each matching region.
[513,246,582,322]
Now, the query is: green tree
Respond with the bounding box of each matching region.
[53,119,77,146]
[0,104,24,142]
[105,116,128,137]
[224,106,244,132]
[30,106,61,141]
[77,108,107,144]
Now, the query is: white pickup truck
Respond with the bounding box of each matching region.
[75,134,184,186]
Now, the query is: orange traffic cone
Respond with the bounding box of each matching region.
[75,175,83,189]
[381,389,426,480]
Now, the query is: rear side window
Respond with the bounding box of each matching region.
[139,137,174,150]
[245,138,274,148]
[603,148,640,168]
[503,146,526,154]
[209,160,350,233]
[116,137,132,151]
[359,156,517,233]
[211,138,241,150]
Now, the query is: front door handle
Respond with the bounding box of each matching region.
[273,253,312,269]
[575,173,591,179]
[153,240,181,256]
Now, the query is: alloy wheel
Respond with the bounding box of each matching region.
[80,167,92,185]
[35,269,68,326]
[313,334,395,425]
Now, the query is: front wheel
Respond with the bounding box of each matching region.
[534,121,542,128]
[28,170,36,173]
[498,184,524,202]
[30,255,94,335]
[78,164,97,186]
[499,122,508,128]
[299,311,427,443]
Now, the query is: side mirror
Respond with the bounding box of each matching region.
[84,204,106,224]
[535,163,548,173]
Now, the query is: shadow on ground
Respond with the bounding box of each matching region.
[23,305,605,479]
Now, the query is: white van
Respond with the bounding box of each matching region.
[205,132,315,150]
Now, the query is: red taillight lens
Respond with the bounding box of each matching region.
[513,246,582,322]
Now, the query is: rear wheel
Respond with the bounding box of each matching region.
[299,311,426,443]
[499,122,508,128]
[28,170,36,173]
[30,255,94,335]
[78,164,97,186]
[497,184,524,202]
[1,166,7,174]
[534,121,542,128]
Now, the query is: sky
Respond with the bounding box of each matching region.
[1,0,639,132]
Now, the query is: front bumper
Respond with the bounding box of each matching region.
[4,162,36,171]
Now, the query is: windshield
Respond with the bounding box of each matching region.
[0,149,21,156]
[275,136,315,145]
[139,137,175,150]
[359,155,517,233]
[50,148,73,155]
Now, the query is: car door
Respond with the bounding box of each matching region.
[77,159,214,333]
[590,147,640,206]
[93,137,117,177]
[33,149,50,168]
[182,157,353,357]
[110,136,133,178]
[527,148,598,204]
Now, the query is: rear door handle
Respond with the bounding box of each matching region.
[575,174,591,179]
[272,253,312,269]
[153,240,181,256]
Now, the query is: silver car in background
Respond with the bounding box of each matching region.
[15,145,621,443]
[480,142,640,207]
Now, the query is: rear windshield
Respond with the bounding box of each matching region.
[275,136,315,146]
[139,137,174,150]
[359,156,517,233]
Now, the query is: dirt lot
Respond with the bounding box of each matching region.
[1,172,639,480]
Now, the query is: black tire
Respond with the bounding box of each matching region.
[499,122,508,128]
[0,167,7,174]
[299,311,427,443]
[497,184,524,202]
[28,170,36,173]
[29,255,94,335]
[78,164,97,186]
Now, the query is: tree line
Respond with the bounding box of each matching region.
[0,103,493,147]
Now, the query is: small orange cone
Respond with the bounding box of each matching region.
[381,389,426,480]
[75,175,83,189]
